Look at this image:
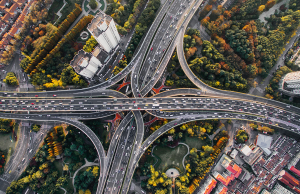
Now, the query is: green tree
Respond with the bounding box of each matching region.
[89,0,98,9]
[235,130,248,143]
[3,72,19,86]
[31,124,41,132]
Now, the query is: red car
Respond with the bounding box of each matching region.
[31,103,34,105]
[35,95,38,97]
[151,47,153,51]
[53,95,57,97]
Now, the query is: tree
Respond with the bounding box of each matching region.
[89,0,98,9]
[31,124,41,132]
[235,130,248,143]
[257,5,265,12]
[203,145,214,155]
[3,72,19,86]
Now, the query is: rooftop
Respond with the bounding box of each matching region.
[87,11,112,37]
[256,134,273,149]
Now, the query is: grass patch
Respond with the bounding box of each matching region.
[0,132,15,153]
[175,69,185,76]
[84,0,89,12]
[56,0,84,25]
[182,133,207,150]
[153,144,188,172]
[63,177,74,193]
[56,188,65,194]
[47,0,65,23]
[146,155,156,165]
[89,10,100,15]
[54,160,64,176]
[99,0,105,10]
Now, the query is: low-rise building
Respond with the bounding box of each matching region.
[70,50,103,79]
[197,175,217,194]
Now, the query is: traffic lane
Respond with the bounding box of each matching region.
[120,111,144,194]
[149,110,300,132]
[138,0,184,83]
[140,0,203,95]
[131,0,183,97]
[2,99,300,124]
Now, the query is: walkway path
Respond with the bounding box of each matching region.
[59,187,67,194]
[249,27,300,96]
[151,145,159,166]
[72,158,99,194]
[54,0,67,25]
[258,0,288,23]
[167,143,190,172]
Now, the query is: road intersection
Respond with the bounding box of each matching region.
[0,0,300,193]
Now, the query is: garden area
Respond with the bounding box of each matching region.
[153,144,188,172]
[48,0,85,25]
[5,125,99,194]
[134,119,229,194]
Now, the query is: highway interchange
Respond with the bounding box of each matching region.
[1,0,300,193]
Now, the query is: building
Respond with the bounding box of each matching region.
[197,175,217,194]
[87,11,120,53]
[279,71,300,96]
[212,155,242,186]
[70,50,103,79]
[256,134,273,155]
[271,183,294,194]
[239,145,263,165]
[0,0,34,56]
[288,152,300,177]
[278,170,300,188]
[213,184,228,194]
[261,189,271,194]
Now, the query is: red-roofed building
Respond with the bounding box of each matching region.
[279,170,300,187]
[0,0,8,10]
[219,187,228,194]
[1,12,13,24]
[213,155,242,186]
[205,179,217,194]
[13,0,25,6]
[279,177,295,189]
[198,176,218,194]
[290,166,300,177]
[7,2,20,16]
[293,187,300,194]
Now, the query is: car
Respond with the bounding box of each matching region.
[53,95,57,97]
[31,103,34,105]
[151,47,153,51]
[35,95,38,97]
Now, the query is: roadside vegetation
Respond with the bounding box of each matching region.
[235,129,248,143]
[192,0,300,93]
[249,123,275,134]
[31,124,41,132]
[3,72,19,86]
[0,119,15,133]
[5,125,98,194]
[112,0,161,75]
[0,150,6,175]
